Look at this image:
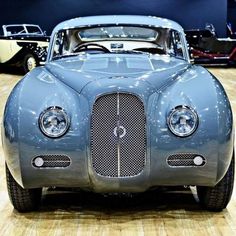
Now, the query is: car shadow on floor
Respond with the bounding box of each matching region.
[38,186,202,214]
[0,65,24,75]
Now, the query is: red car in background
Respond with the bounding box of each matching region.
[185,25,236,66]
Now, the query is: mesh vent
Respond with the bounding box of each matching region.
[167,154,206,167]
[32,155,71,168]
[91,93,146,177]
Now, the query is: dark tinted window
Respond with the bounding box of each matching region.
[27,26,42,34]
[6,26,25,35]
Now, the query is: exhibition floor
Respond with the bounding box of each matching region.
[0,68,235,235]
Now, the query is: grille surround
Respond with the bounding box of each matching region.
[32,155,71,168]
[91,93,146,178]
[167,153,206,167]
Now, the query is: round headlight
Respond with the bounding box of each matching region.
[167,106,198,137]
[39,106,70,138]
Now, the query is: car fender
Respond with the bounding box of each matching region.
[149,65,234,186]
[2,67,91,187]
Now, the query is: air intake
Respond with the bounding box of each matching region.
[167,154,206,167]
[32,155,71,168]
[91,93,146,177]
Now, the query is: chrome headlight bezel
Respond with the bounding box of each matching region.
[39,106,70,138]
[167,105,199,137]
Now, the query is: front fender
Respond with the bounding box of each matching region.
[149,65,234,186]
[2,67,91,187]
[2,79,23,185]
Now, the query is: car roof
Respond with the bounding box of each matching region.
[52,15,184,34]
[3,24,41,28]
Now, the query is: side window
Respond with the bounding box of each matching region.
[168,30,184,59]
[27,26,42,35]
[52,32,64,58]
[52,31,69,58]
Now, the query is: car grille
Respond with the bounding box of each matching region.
[91,93,146,177]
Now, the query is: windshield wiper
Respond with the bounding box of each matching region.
[53,54,78,60]
[52,49,157,61]
[113,50,150,55]
[52,52,90,60]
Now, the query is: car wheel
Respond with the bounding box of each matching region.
[197,152,235,211]
[6,164,42,212]
[23,53,37,73]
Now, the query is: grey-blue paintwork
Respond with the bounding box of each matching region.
[1,16,234,192]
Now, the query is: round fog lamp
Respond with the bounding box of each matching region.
[34,157,44,167]
[39,106,70,138]
[193,156,204,166]
[167,106,198,137]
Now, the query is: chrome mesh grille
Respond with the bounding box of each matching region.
[91,93,146,177]
[32,155,71,168]
[167,154,206,167]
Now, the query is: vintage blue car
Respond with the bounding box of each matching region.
[2,15,234,212]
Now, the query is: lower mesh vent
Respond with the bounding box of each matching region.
[167,154,206,167]
[32,155,71,168]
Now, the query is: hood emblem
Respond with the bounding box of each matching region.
[113,126,126,138]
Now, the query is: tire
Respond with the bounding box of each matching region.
[197,152,235,211]
[6,164,42,212]
[22,53,38,73]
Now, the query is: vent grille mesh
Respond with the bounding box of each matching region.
[32,155,71,168]
[91,93,146,177]
[167,153,206,167]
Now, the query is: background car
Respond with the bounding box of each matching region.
[0,24,49,73]
[185,24,236,65]
[2,15,234,212]
[227,22,236,39]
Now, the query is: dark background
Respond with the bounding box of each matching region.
[0,0,232,37]
[228,0,236,33]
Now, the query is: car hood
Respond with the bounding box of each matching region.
[45,54,190,94]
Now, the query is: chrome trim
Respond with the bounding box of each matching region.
[166,153,207,168]
[38,106,70,138]
[117,93,121,177]
[91,92,147,178]
[167,105,199,137]
[31,154,72,169]
[3,24,44,36]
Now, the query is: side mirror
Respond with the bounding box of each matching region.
[190,59,195,64]
[44,31,47,36]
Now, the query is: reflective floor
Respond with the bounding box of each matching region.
[0,67,235,236]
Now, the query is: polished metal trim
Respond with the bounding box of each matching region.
[167,105,199,137]
[117,93,121,177]
[31,154,71,169]
[38,106,70,138]
[166,153,206,168]
[91,92,147,178]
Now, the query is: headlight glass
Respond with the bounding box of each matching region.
[39,106,70,138]
[167,106,198,137]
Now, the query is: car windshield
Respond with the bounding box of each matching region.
[79,26,158,40]
[26,26,43,35]
[51,25,186,60]
[5,26,26,35]
[5,25,43,36]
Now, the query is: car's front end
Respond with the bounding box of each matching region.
[2,54,234,192]
[2,15,234,212]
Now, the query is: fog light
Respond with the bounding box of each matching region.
[193,156,204,166]
[34,157,44,167]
